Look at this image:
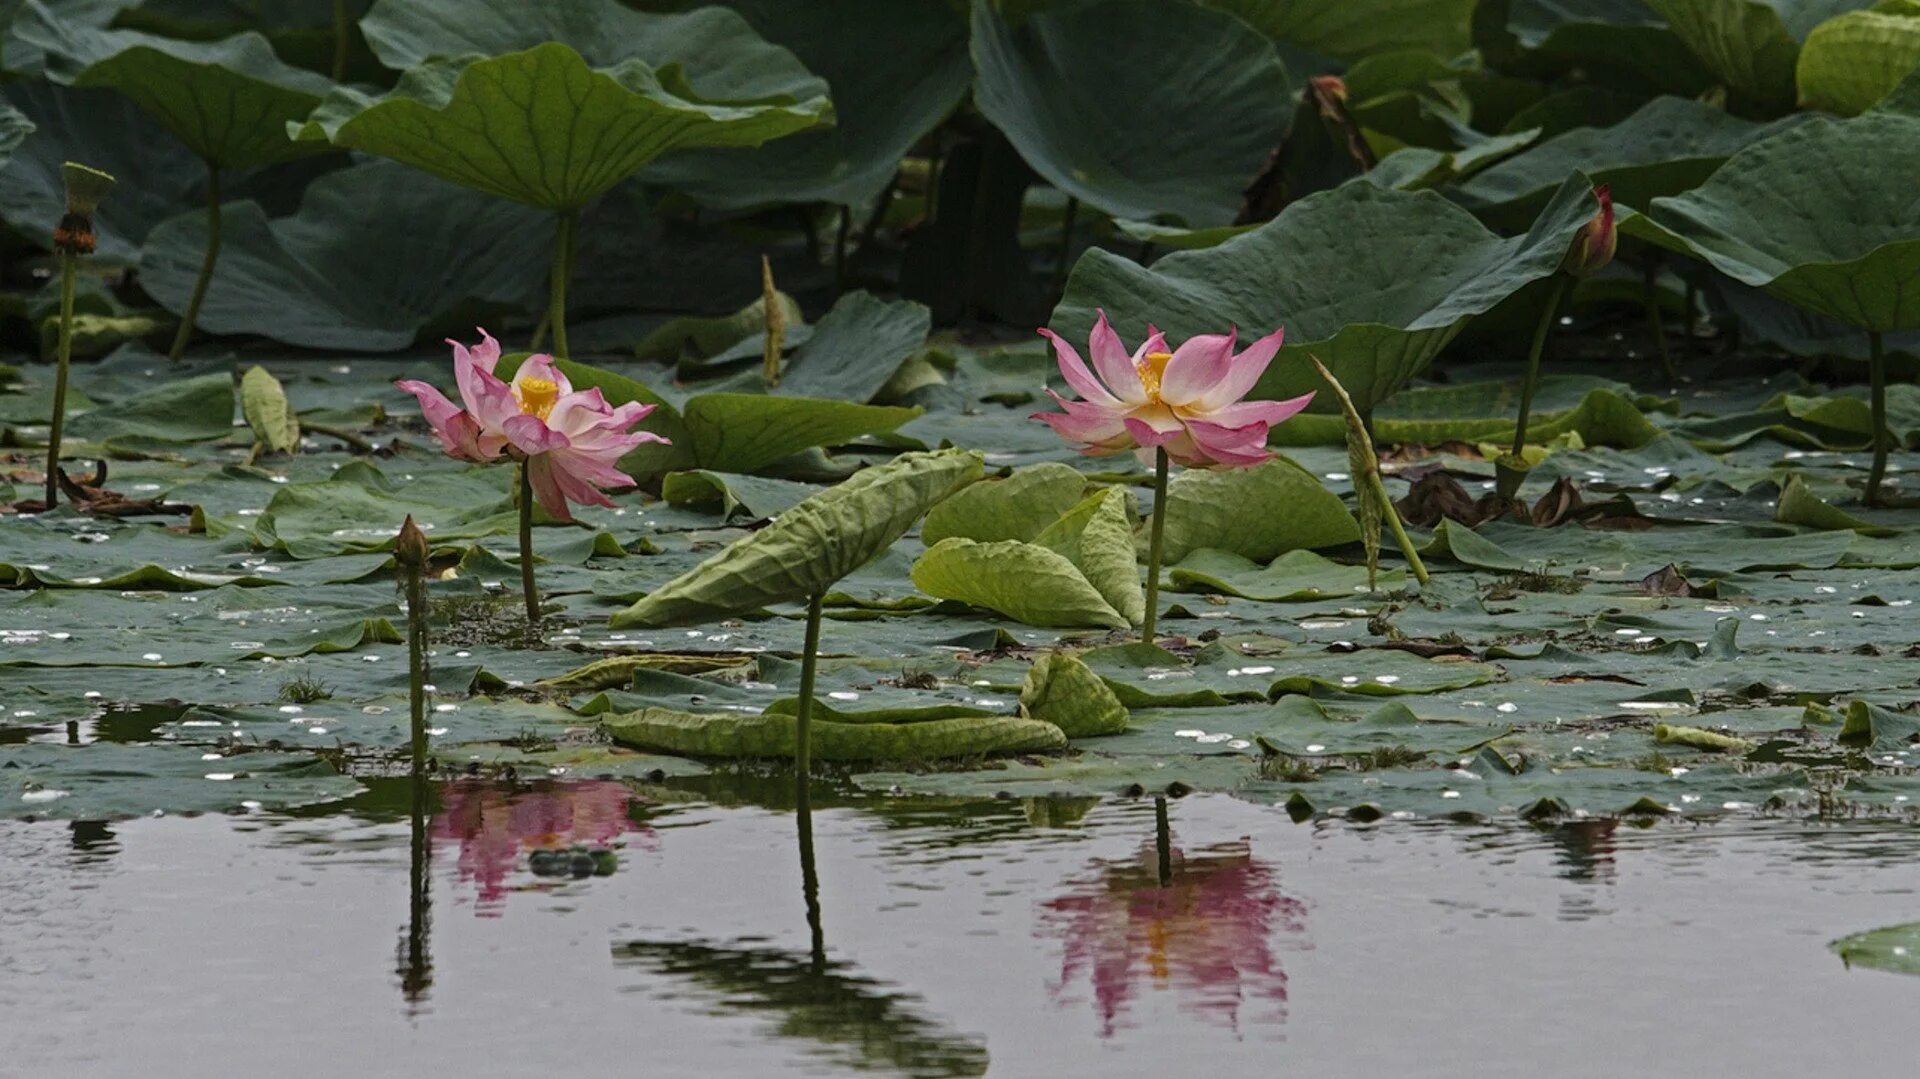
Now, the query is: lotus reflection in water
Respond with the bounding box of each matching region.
[1040,838,1306,1037]
[433,779,654,916]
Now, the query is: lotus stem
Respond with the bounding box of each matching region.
[761,255,783,387]
[1154,795,1172,887]
[402,751,433,1006]
[1867,329,1889,506]
[43,249,76,507]
[404,563,428,766]
[331,0,349,82]
[1511,273,1572,460]
[299,420,375,454]
[1644,257,1676,384]
[516,460,540,625]
[1053,196,1079,295]
[168,162,221,363]
[795,592,824,811]
[796,787,825,973]
[1368,466,1430,586]
[1142,447,1170,644]
[548,208,576,359]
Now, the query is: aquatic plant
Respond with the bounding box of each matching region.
[39,161,113,510]
[1033,312,1312,643]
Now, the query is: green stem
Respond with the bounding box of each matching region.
[405,560,428,766]
[517,460,540,625]
[548,209,576,359]
[300,421,376,454]
[43,250,76,507]
[168,163,221,363]
[331,0,349,82]
[1368,467,1429,586]
[1154,796,1172,887]
[795,593,824,812]
[797,792,824,973]
[1644,258,1676,384]
[1142,447,1170,644]
[1868,329,1889,506]
[1511,274,1571,460]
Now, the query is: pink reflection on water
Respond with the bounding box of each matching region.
[1040,839,1307,1037]
[433,780,655,916]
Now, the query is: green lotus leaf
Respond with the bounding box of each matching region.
[1156,456,1359,564]
[139,160,551,351]
[1167,548,1402,601]
[1498,0,1714,98]
[920,462,1088,546]
[1019,652,1129,738]
[1,743,361,821]
[1797,2,1920,114]
[1034,486,1146,626]
[1451,96,1804,227]
[611,449,983,628]
[638,0,971,209]
[1645,0,1853,112]
[971,0,1292,227]
[1208,0,1476,60]
[775,292,932,404]
[294,2,832,211]
[15,0,335,168]
[239,365,298,453]
[1054,173,1597,415]
[1832,922,1920,976]
[603,706,1065,762]
[1624,89,1920,331]
[911,537,1129,629]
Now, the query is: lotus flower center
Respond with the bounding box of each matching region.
[1138,351,1173,402]
[515,377,559,420]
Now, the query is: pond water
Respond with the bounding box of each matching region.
[6,779,1918,1077]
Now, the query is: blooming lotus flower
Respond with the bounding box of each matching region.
[395,330,668,520]
[1033,311,1313,468]
[1561,182,1616,278]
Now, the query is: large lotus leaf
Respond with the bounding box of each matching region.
[970,0,1292,228]
[638,0,970,209]
[2,743,361,821]
[1797,3,1920,114]
[1451,96,1804,227]
[1646,0,1870,111]
[1034,486,1146,626]
[1168,547,1401,601]
[775,292,931,403]
[14,0,335,168]
[0,81,198,261]
[292,38,831,211]
[1499,0,1713,97]
[603,706,1065,761]
[1054,173,1598,414]
[1156,456,1359,564]
[610,449,983,627]
[920,462,1088,546]
[1832,922,1920,976]
[1208,0,1476,60]
[911,537,1130,629]
[138,160,551,351]
[65,369,234,444]
[1019,652,1128,738]
[1625,96,1920,331]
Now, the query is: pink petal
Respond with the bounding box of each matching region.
[1089,310,1146,404]
[524,455,572,521]
[1032,390,1132,452]
[1186,418,1275,468]
[1122,411,1185,450]
[503,414,570,457]
[514,353,571,396]
[1204,392,1315,428]
[1039,327,1121,406]
[396,379,495,462]
[1195,327,1286,411]
[1158,329,1237,408]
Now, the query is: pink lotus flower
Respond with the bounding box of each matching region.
[1033,311,1313,467]
[395,329,668,520]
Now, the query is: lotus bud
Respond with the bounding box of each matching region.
[1561,183,1616,278]
[55,162,115,256]
[395,515,430,572]
[1308,75,1348,119]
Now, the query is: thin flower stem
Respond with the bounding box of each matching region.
[1368,467,1430,586]
[167,162,221,363]
[405,561,428,765]
[795,593,824,812]
[43,250,76,507]
[1868,329,1889,506]
[1154,796,1172,886]
[331,0,349,82]
[548,209,577,359]
[1142,447,1170,644]
[1644,257,1676,384]
[1511,273,1571,460]
[517,460,539,625]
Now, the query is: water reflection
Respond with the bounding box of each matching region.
[432,779,654,916]
[1040,806,1306,1037]
[397,762,433,1010]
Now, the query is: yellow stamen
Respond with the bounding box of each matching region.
[515,377,559,420]
[1138,351,1173,401]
